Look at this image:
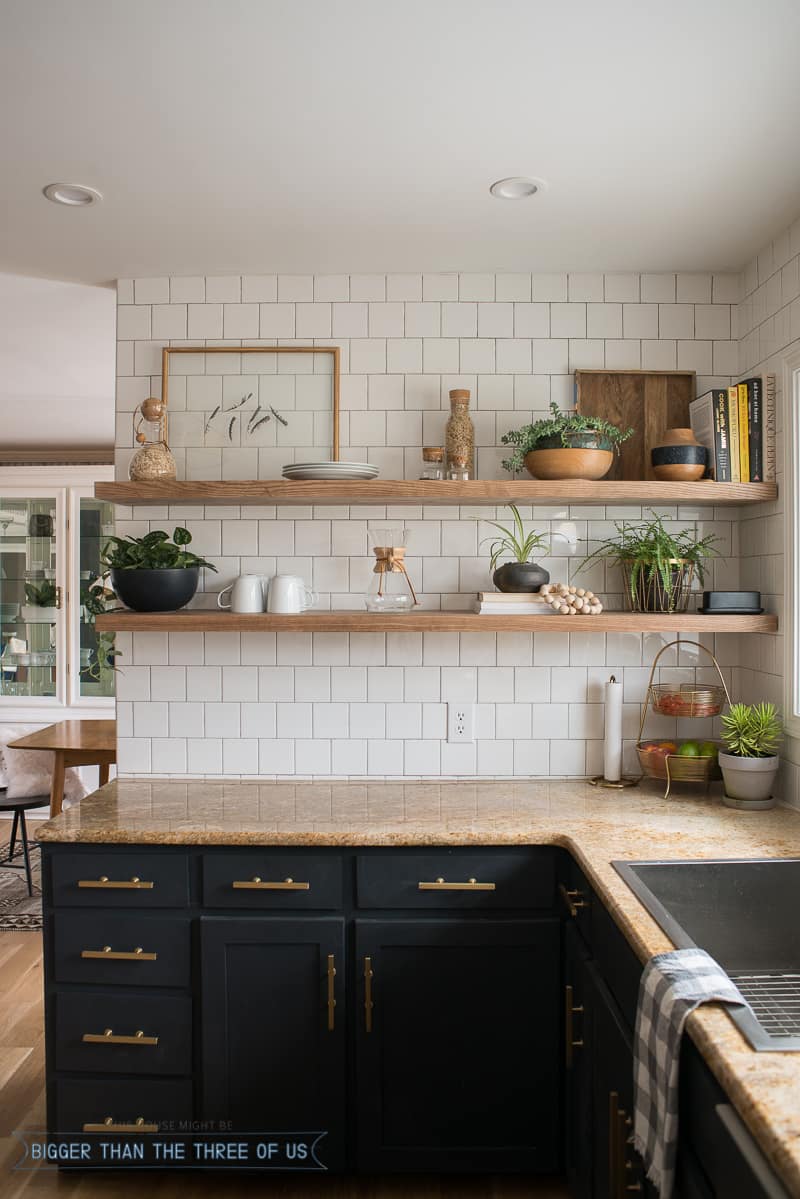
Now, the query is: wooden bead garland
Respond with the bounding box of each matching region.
[539,582,603,615]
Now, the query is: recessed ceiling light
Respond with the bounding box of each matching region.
[42,182,103,207]
[489,176,543,200]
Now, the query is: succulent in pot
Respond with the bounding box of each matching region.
[501,403,633,481]
[482,505,551,592]
[100,527,217,613]
[719,702,782,809]
[579,510,718,614]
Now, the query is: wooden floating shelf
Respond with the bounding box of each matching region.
[96,609,778,634]
[95,479,778,508]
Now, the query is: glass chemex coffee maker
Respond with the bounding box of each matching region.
[364,527,419,613]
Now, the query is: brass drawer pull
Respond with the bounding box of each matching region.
[418,877,496,891]
[231,876,310,890]
[81,945,157,961]
[82,1027,159,1047]
[326,954,336,1032]
[78,876,154,890]
[559,883,589,918]
[564,984,585,1068]
[83,1116,158,1133]
[364,956,374,1033]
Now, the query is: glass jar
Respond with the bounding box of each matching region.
[364,527,418,613]
[448,454,470,481]
[445,389,474,479]
[420,447,444,480]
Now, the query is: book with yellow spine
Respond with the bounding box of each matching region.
[738,382,750,482]
[727,386,741,483]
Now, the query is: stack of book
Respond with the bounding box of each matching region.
[473,592,555,615]
[689,373,776,483]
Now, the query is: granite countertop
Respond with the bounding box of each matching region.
[36,778,800,1195]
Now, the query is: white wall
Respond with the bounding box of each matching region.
[113,270,750,781]
[0,272,115,447]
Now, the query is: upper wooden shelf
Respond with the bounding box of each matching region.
[95,479,778,507]
[96,609,778,634]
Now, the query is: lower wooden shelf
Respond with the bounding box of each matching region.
[95,609,778,633]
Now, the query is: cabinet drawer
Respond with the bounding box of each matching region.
[54,1078,193,1134]
[54,991,192,1076]
[356,849,554,910]
[52,912,190,987]
[50,851,189,908]
[202,852,343,909]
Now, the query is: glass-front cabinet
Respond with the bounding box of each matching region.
[0,467,115,718]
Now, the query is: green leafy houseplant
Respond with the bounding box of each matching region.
[721,703,782,759]
[481,504,551,593]
[580,510,718,613]
[81,579,119,688]
[500,402,633,475]
[24,580,58,607]
[100,527,217,572]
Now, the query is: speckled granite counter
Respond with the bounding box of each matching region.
[37,778,800,1195]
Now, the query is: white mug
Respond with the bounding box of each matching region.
[217,575,267,613]
[267,574,317,614]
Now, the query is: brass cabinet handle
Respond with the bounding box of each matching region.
[559,883,589,918]
[564,984,585,1068]
[618,1109,642,1194]
[83,1116,158,1133]
[82,1027,159,1046]
[78,876,154,890]
[418,877,496,891]
[609,1091,620,1199]
[55,585,63,611]
[231,876,310,890]
[81,945,157,961]
[326,954,336,1032]
[364,956,374,1033]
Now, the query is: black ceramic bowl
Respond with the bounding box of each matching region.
[651,445,708,467]
[111,567,199,612]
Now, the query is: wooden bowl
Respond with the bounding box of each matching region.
[524,448,614,481]
[652,463,707,481]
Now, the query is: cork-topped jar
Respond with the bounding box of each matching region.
[445,389,474,479]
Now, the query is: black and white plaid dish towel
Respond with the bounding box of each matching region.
[632,947,748,1199]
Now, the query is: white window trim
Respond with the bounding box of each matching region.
[783,350,800,739]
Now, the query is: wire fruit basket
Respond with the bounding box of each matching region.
[636,639,731,798]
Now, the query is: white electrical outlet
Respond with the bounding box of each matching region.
[447,702,475,743]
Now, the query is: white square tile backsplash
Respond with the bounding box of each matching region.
[115,269,749,781]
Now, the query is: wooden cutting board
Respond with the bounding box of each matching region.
[575,369,695,481]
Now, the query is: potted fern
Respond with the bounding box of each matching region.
[719,703,782,809]
[482,505,551,591]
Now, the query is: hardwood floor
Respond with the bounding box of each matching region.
[0,916,568,1199]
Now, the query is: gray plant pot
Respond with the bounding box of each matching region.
[718,751,779,806]
[492,561,550,593]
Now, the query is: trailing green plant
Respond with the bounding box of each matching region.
[481,505,550,571]
[100,527,217,572]
[579,510,718,602]
[24,580,58,607]
[721,703,783,759]
[80,579,119,686]
[500,402,634,474]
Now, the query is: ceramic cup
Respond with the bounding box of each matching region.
[217,575,267,613]
[267,575,317,614]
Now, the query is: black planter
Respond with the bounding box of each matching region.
[110,567,199,613]
[492,562,550,593]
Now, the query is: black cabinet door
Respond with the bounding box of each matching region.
[200,916,346,1171]
[590,962,654,1199]
[354,917,560,1173]
[564,922,593,1199]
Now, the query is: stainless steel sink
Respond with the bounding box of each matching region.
[613,858,800,1051]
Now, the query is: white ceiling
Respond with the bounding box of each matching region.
[1,0,799,284]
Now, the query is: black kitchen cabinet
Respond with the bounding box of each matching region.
[200,916,346,1171]
[354,917,561,1173]
[563,921,593,1199]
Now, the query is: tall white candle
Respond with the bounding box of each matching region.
[603,675,623,782]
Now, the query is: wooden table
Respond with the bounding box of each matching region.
[7,720,116,818]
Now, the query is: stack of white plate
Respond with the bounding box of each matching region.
[282,461,379,481]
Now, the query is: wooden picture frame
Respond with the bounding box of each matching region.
[160,345,341,461]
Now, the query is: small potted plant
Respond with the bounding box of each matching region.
[482,505,551,592]
[101,527,217,613]
[719,702,782,809]
[580,510,717,613]
[501,402,633,481]
[81,578,119,693]
[21,580,60,623]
